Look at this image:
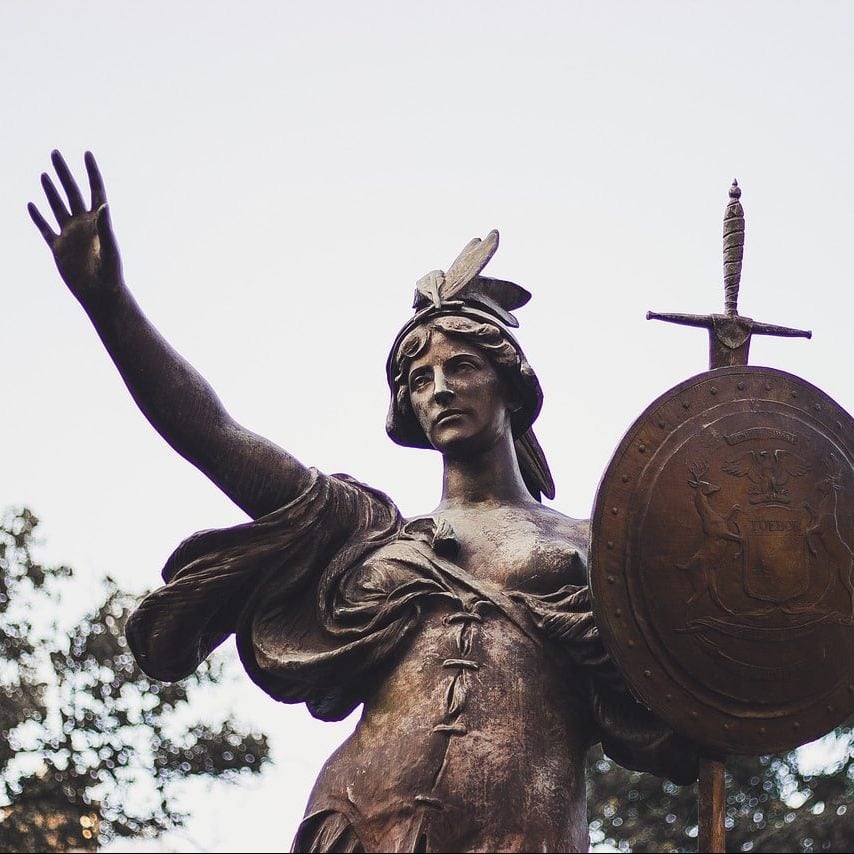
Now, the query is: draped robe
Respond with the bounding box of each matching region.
[127,469,697,853]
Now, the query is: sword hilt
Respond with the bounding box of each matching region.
[647,180,811,369]
[723,180,743,316]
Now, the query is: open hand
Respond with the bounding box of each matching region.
[28,150,123,304]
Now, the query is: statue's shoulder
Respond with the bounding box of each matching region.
[328,471,404,518]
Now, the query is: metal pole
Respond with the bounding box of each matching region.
[698,756,726,853]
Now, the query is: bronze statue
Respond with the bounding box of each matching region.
[30,150,696,853]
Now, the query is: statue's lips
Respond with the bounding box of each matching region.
[435,409,467,425]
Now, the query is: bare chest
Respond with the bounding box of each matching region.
[432,506,588,593]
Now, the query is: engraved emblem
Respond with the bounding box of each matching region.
[590,367,854,755]
[740,501,809,603]
[722,446,810,505]
[676,449,852,622]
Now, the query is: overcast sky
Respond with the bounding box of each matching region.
[2,2,852,851]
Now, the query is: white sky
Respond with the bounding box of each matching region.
[2,2,852,851]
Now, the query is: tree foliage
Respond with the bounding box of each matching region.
[0,508,270,852]
[587,724,854,853]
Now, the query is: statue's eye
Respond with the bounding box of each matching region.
[449,357,479,373]
[409,371,431,392]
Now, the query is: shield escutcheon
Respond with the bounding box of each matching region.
[740,502,810,603]
[590,366,854,755]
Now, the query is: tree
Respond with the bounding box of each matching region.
[0,508,270,852]
[587,725,854,853]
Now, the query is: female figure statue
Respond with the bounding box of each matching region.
[30,150,696,853]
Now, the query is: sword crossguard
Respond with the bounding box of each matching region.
[647,180,811,369]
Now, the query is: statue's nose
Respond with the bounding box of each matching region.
[433,369,454,405]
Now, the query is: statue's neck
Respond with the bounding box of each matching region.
[437,433,533,509]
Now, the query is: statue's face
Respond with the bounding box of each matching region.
[407,331,515,456]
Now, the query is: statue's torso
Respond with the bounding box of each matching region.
[303,505,594,853]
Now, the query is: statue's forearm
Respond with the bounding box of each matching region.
[82,281,309,518]
[85,282,228,453]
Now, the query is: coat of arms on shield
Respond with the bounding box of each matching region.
[687,438,853,622]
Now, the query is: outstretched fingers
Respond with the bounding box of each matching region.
[28,201,57,246]
[51,149,86,214]
[30,149,104,243]
[84,151,107,208]
[40,172,70,227]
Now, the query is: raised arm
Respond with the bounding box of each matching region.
[29,150,311,519]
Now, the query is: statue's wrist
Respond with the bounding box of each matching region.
[83,277,128,320]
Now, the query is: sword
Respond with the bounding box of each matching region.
[647,180,812,370]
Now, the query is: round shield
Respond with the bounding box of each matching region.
[590,366,854,755]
